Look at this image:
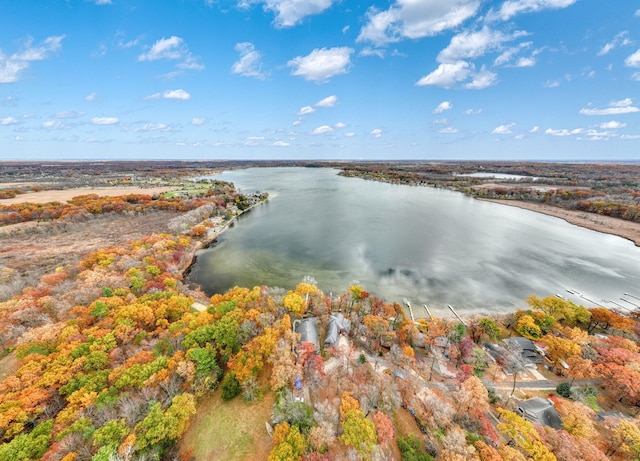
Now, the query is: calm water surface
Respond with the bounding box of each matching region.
[188,168,640,316]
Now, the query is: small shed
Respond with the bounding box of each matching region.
[517,398,562,429]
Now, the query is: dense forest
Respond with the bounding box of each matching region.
[1,161,640,461]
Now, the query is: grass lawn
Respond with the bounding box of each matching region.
[180,388,275,461]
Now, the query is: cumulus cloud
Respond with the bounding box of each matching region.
[492,123,515,135]
[530,126,540,133]
[316,95,338,108]
[464,66,497,89]
[242,0,334,27]
[138,36,203,71]
[579,98,639,115]
[231,42,267,79]
[0,35,64,83]
[464,108,482,115]
[433,101,453,113]
[492,0,576,21]
[545,128,584,136]
[311,125,333,134]
[55,111,85,119]
[515,57,535,67]
[91,117,119,125]
[357,0,481,46]
[297,106,315,116]
[288,47,353,83]
[625,49,640,68]
[138,36,185,61]
[416,61,470,88]
[191,117,206,126]
[273,140,290,146]
[85,92,97,102]
[370,128,383,137]
[599,120,626,129]
[439,127,459,133]
[0,116,18,125]
[334,122,346,129]
[437,27,527,63]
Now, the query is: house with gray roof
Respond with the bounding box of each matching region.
[516,397,562,429]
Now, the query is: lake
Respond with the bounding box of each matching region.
[188,167,640,317]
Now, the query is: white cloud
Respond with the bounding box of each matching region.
[599,120,626,129]
[85,92,97,102]
[0,116,18,125]
[90,0,113,4]
[357,0,481,46]
[0,35,64,83]
[243,0,334,27]
[433,101,453,113]
[316,95,338,108]
[416,61,470,88]
[464,108,482,115]
[439,127,459,133]
[529,126,540,133]
[544,79,560,88]
[136,123,172,132]
[334,122,346,129]
[292,119,302,126]
[345,132,356,137]
[273,140,290,147]
[579,98,639,115]
[492,123,515,135]
[42,120,66,129]
[625,49,640,68]
[311,125,333,134]
[297,106,315,116]
[545,127,585,136]
[146,89,192,101]
[231,42,267,79]
[597,31,631,56]
[288,47,353,83]
[370,128,383,137]
[138,36,203,70]
[493,0,576,21]
[138,36,185,61]
[191,118,206,126]
[91,117,119,125]
[515,57,535,67]
[465,66,498,89]
[438,27,527,63]
[359,47,385,58]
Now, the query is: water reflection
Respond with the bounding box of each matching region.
[188,168,640,316]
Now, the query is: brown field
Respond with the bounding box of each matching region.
[0,186,179,205]
[0,211,175,300]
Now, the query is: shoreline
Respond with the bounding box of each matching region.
[478,198,640,247]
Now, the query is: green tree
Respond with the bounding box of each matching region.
[340,409,378,457]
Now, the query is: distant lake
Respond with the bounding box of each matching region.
[456,172,538,180]
[188,168,640,317]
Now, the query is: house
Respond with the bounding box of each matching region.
[503,336,544,366]
[294,317,319,352]
[325,314,350,348]
[517,398,562,429]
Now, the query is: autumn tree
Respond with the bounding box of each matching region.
[340,409,377,458]
[497,409,557,461]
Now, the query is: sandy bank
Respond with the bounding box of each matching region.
[479,198,640,247]
[0,186,179,205]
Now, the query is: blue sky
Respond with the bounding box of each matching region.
[1,0,639,160]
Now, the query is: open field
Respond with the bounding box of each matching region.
[180,389,275,461]
[0,186,179,205]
